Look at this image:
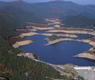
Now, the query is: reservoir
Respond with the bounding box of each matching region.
[20,35,95,66]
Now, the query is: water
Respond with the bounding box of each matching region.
[75,34,93,40]
[20,35,95,66]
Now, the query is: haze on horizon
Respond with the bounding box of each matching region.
[0,0,95,5]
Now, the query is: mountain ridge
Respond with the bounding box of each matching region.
[0,1,95,18]
[0,1,95,37]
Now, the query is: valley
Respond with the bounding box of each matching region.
[0,1,95,80]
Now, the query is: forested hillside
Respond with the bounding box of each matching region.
[0,36,63,80]
[62,15,95,28]
[9,1,95,28]
[0,2,45,38]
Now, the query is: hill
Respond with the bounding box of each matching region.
[21,1,95,19]
[62,15,95,28]
[0,1,45,37]
[10,1,95,28]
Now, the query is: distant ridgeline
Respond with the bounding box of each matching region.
[0,1,95,38]
[61,15,95,28]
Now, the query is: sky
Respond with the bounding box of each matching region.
[0,0,95,5]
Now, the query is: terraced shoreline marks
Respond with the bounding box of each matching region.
[46,38,95,47]
[74,53,95,60]
[19,32,38,37]
[13,40,32,48]
[47,29,95,36]
[45,37,95,61]
[14,26,95,61]
[12,32,38,48]
[45,38,74,46]
[74,47,95,61]
[41,33,77,38]
[12,26,95,80]
[32,26,54,30]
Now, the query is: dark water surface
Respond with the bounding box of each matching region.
[20,35,95,66]
[75,34,93,40]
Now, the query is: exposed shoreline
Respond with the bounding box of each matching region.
[12,26,95,61]
[46,38,95,47]
[74,52,95,61]
[11,32,38,48]
[19,32,38,38]
[46,28,95,61]
[13,40,32,48]
[9,23,95,80]
[41,33,77,38]
[46,37,95,61]
[47,29,95,36]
